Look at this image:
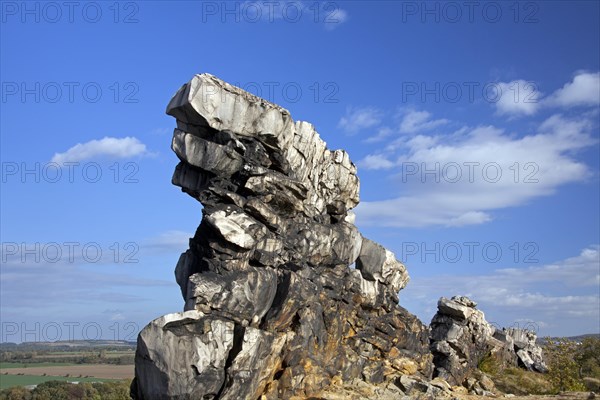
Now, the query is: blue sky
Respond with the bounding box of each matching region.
[1,1,598,341]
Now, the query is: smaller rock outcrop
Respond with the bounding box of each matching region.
[430,296,547,386]
[503,327,548,372]
[430,296,497,385]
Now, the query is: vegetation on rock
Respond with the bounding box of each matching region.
[479,336,600,395]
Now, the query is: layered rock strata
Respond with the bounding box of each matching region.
[131,74,433,400]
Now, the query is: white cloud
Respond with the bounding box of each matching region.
[110,313,126,321]
[0,258,171,309]
[358,154,395,170]
[51,137,149,163]
[401,246,600,335]
[324,7,348,30]
[494,80,541,116]
[494,72,600,117]
[399,109,449,133]
[365,127,393,143]
[544,71,600,108]
[241,1,348,29]
[145,230,191,252]
[496,246,600,288]
[356,114,595,228]
[337,106,383,134]
[362,110,449,142]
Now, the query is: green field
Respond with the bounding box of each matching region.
[31,350,134,359]
[0,362,76,369]
[0,375,117,389]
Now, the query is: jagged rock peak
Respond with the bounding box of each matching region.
[167,72,359,218]
[131,74,432,400]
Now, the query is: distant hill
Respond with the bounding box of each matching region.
[564,333,600,341]
[538,333,600,344]
[0,339,136,351]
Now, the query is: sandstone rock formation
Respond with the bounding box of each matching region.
[430,296,547,387]
[131,74,433,400]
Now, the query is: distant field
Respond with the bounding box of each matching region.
[1,364,133,379]
[34,350,134,359]
[0,364,133,389]
[0,374,118,389]
[0,362,79,369]
[42,351,133,356]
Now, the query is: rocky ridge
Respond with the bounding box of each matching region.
[131,74,548,400]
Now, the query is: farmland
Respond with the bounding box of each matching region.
[0,374,119,390]
[0,340,135,390]
[1,364,133,379]
[0,362,76,369]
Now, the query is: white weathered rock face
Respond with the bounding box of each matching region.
[131,74,432,400]
[134,311,234,399]
[437,296,476,320]
[356,238,410,295]
[205,209,262,249]
[167,73,359,220]
[430,296,497,385]
[505,327,548,372]
[172,129,244,176]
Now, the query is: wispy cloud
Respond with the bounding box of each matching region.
[1,260,172,309]
[358,154,395,170]
[364,127,394,143]
[241,1,348,30]
[401,246,600,336]
[338,106,383,134]
[399,109,449,134]
[144,230,191,252]
[1,230,193,268]
[0,230,189,329]
[356,113,596,228]
[494,80,541,116]
[493,71,599,117]
[51,136,150,163]
[544,71,600,108]
[324,7,348,30]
